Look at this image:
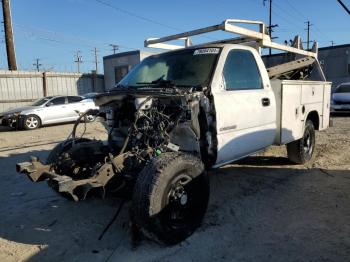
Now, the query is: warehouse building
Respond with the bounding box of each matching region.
[103,50,156,90]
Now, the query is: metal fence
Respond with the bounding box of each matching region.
[0,70,105,112]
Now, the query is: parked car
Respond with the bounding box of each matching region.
[82,92,99,99]
[0,95,99,130]
[331,83,350,113]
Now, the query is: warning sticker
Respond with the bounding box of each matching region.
[193,48,220,55]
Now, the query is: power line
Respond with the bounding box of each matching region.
[285,0,308,20]
[93,0,216,42]
[13,23,138,51]
[277,0,333,44]
[93,0,182,32]
[337,0,350,15]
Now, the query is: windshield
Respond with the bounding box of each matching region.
[32,97,52,106]
[119,48,220,88]
[335,85,350,93]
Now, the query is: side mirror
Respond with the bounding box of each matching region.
[46,102,54,107]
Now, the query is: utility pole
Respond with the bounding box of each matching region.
[33,58,42,72]
[337,0,350,15]
[263,0,278,55]
[93,47,99,73]
[110,44,119,54]
[74,51,82,73]
[2,0,17,70]
[305,21,313,50]
[331,40,335,46]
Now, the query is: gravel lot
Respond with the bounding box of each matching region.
[0,117,349,262]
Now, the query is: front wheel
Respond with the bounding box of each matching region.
[85,114,96,122]
[287,120,315,164]
[131,152,209,245]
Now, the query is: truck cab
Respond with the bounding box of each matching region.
[210,44,277,166]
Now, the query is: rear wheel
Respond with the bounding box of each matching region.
[287,120,315,164]
[131,152,209,245]
[23,115,41,130]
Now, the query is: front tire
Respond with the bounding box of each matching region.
[23,115,41,130]
[46,138,91,165]
[85,114,96,122]
[131,152,209,245]
[287,120,315,164]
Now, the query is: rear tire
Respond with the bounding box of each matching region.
[287,120,315,164]
[23,115,41,130]
[131,152,209,245]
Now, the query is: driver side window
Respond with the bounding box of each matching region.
[223,49,263,91]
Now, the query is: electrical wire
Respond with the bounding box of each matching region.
[93,0,182,32]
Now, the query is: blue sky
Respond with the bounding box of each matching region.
[1,0,349,72]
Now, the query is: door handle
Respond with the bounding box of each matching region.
[262,98,270,107]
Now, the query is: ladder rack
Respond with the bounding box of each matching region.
[145,19,318,58]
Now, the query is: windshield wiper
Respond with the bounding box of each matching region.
[115,83,130,88]
[136,75,173,85]
[135,76,203,90]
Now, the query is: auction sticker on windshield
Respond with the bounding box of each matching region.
[193,48,220,55]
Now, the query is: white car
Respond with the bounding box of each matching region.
[0,95,99,130]
[331,83,350,113]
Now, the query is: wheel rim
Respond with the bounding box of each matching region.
[86,115,95,122]
[161,172,205,231]
[303,129,313,155]
[26,117,38,129]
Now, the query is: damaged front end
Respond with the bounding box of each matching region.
[16,87,215,201]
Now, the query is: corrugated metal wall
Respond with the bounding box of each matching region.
[0,70,105,112]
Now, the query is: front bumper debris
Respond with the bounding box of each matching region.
[16,156,121,201]
[0,116,17,128]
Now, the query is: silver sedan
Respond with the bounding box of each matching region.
[0,95,99,130]
[331,83,350,113]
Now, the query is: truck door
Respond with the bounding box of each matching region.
[212,47,277,166]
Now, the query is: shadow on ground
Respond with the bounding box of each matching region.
[1,152,350,262]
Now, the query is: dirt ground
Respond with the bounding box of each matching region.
[0,116,349,262]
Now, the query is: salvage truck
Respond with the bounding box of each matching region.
[17,19,331,245]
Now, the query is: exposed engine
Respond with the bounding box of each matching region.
[104,96,188,158]
[16,92,207,201]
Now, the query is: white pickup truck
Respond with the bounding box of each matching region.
[17,19,331,245]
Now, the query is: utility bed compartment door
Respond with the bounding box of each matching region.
[274,80,332,145]
[301,83,324,104]
[280,84,303,144]
[322,84,331,130]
